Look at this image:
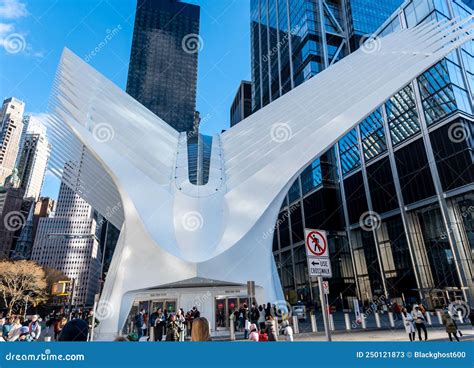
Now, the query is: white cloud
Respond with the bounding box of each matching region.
[0,0,28,19]
[0,1,44,58]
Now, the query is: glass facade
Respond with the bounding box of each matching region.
[126,0,200,132]
[249,0,474,309]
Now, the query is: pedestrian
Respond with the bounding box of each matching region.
[401,308,415,341]
[2,317,12,341]
[248,323,259,341]
[265,315,278,341]
[279,320,293,342]
[134,308,146,340]
[152,308,165,342]
[257,305,266,330]
[411,304,428,341]
[29,315,42,341]
[166,314,182,342]
[7,317,23,341]
[242,303,250,339]
[258,329,268,342]
[442,310,460,342]
[250,302,260,325]
[265,302,272,318]
[191,317,212,342]
[53,315,65,340]
[176,309,186,341]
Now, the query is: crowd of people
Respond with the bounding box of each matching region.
[0,310,98,342]
[131,306,210,342]
[400,303,467,342]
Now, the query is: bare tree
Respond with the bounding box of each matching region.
[0,260,47,315]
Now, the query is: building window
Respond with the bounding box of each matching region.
[386,84,421,146]
[300,159,322,195]
[339,129,361,175]
[360,109,387,161]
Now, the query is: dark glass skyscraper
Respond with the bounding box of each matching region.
[126,0,200,132]
[250,0,402,112]
[249,0,473,309]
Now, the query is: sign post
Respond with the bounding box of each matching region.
[305,229,332,342]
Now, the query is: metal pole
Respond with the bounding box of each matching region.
[24,295,29,320]
[318,276,331,341]
[68,279,76,320]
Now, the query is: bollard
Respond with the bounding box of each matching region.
[388,312,395,328]
[292,316,300,334]
[361,314,367,329]
[329,314,335,331]
[436,310,443,325]
[274,318,279,334]
[311,314,318,332]
[375,312,381,328]
[229,318,235,341]
[44,336,51,342]
[344,313,351,330]
[457,310,464,324]
[425,312,432,325]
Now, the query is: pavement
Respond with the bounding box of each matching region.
[226,311,474,342]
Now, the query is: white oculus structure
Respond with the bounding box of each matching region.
[46,18,474,340]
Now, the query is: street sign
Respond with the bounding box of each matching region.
[322,281,329,295]
[304,229,328,258]
[307,257,333,278]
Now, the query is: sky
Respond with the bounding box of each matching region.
[0,0,251,200]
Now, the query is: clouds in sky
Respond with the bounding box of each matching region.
[0,0,43,58]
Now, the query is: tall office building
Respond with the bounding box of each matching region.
[250,0,402,112]
[32,163,103,306]
[249,0,473,308]
[126,0,200,132]
[230,81,252,127]
[0,97,25,185]
[13,197,54,259]
[17,118,50,199]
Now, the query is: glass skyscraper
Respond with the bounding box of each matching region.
[250,0,403,112]
[126,0,200,132]
[250,0,473,309]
